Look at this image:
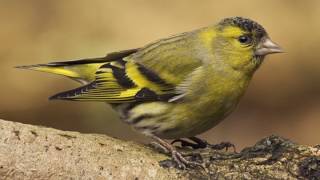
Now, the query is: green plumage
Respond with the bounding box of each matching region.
[18,17,282,140]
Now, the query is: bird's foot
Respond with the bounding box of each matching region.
[168,149,204,170]
[150,135,205,170]
[172,137,236,152]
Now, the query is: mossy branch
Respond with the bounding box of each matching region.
[0,119,319,179]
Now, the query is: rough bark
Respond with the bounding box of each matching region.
[0,119,319,180]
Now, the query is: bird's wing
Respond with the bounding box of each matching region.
[50,32,203,103]
[49,58,179,103]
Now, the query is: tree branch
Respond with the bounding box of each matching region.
[0,119,319,179]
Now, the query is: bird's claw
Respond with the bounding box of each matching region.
[209,141,236,152]
[151,135,205,170]
[172,137,237,152]
[171,150,205,170]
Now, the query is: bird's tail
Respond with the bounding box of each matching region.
[16,49,139,84]
[16,60,104,84]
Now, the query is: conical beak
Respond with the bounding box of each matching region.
[255,38,283,56]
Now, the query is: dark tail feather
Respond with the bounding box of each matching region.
[49,82,97,100]
[16,48,139,83]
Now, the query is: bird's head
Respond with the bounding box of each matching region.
[209,17,283,74]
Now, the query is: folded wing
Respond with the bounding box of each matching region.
[49,59,178,103]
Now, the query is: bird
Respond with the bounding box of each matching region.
[17,17,283,169]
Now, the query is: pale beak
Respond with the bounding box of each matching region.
[255,38,283,56]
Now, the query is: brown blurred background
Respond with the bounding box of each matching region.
[1,0,319,149]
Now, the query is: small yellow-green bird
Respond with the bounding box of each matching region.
[18,17,282,169]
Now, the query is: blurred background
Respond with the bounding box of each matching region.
[1,0,319,149]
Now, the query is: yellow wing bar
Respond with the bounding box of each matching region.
[49,60,177,103]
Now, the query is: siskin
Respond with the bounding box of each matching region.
[17,17,282,169]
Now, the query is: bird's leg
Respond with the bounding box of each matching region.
[191,137,236,152]
[150,135,205,170]
[171,138,206,149]
[172,136,236,152]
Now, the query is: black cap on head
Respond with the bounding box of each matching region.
[219,17,267,39]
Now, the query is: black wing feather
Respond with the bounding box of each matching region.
[47,49,139,66]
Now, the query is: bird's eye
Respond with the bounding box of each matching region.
[238,35,252,44]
